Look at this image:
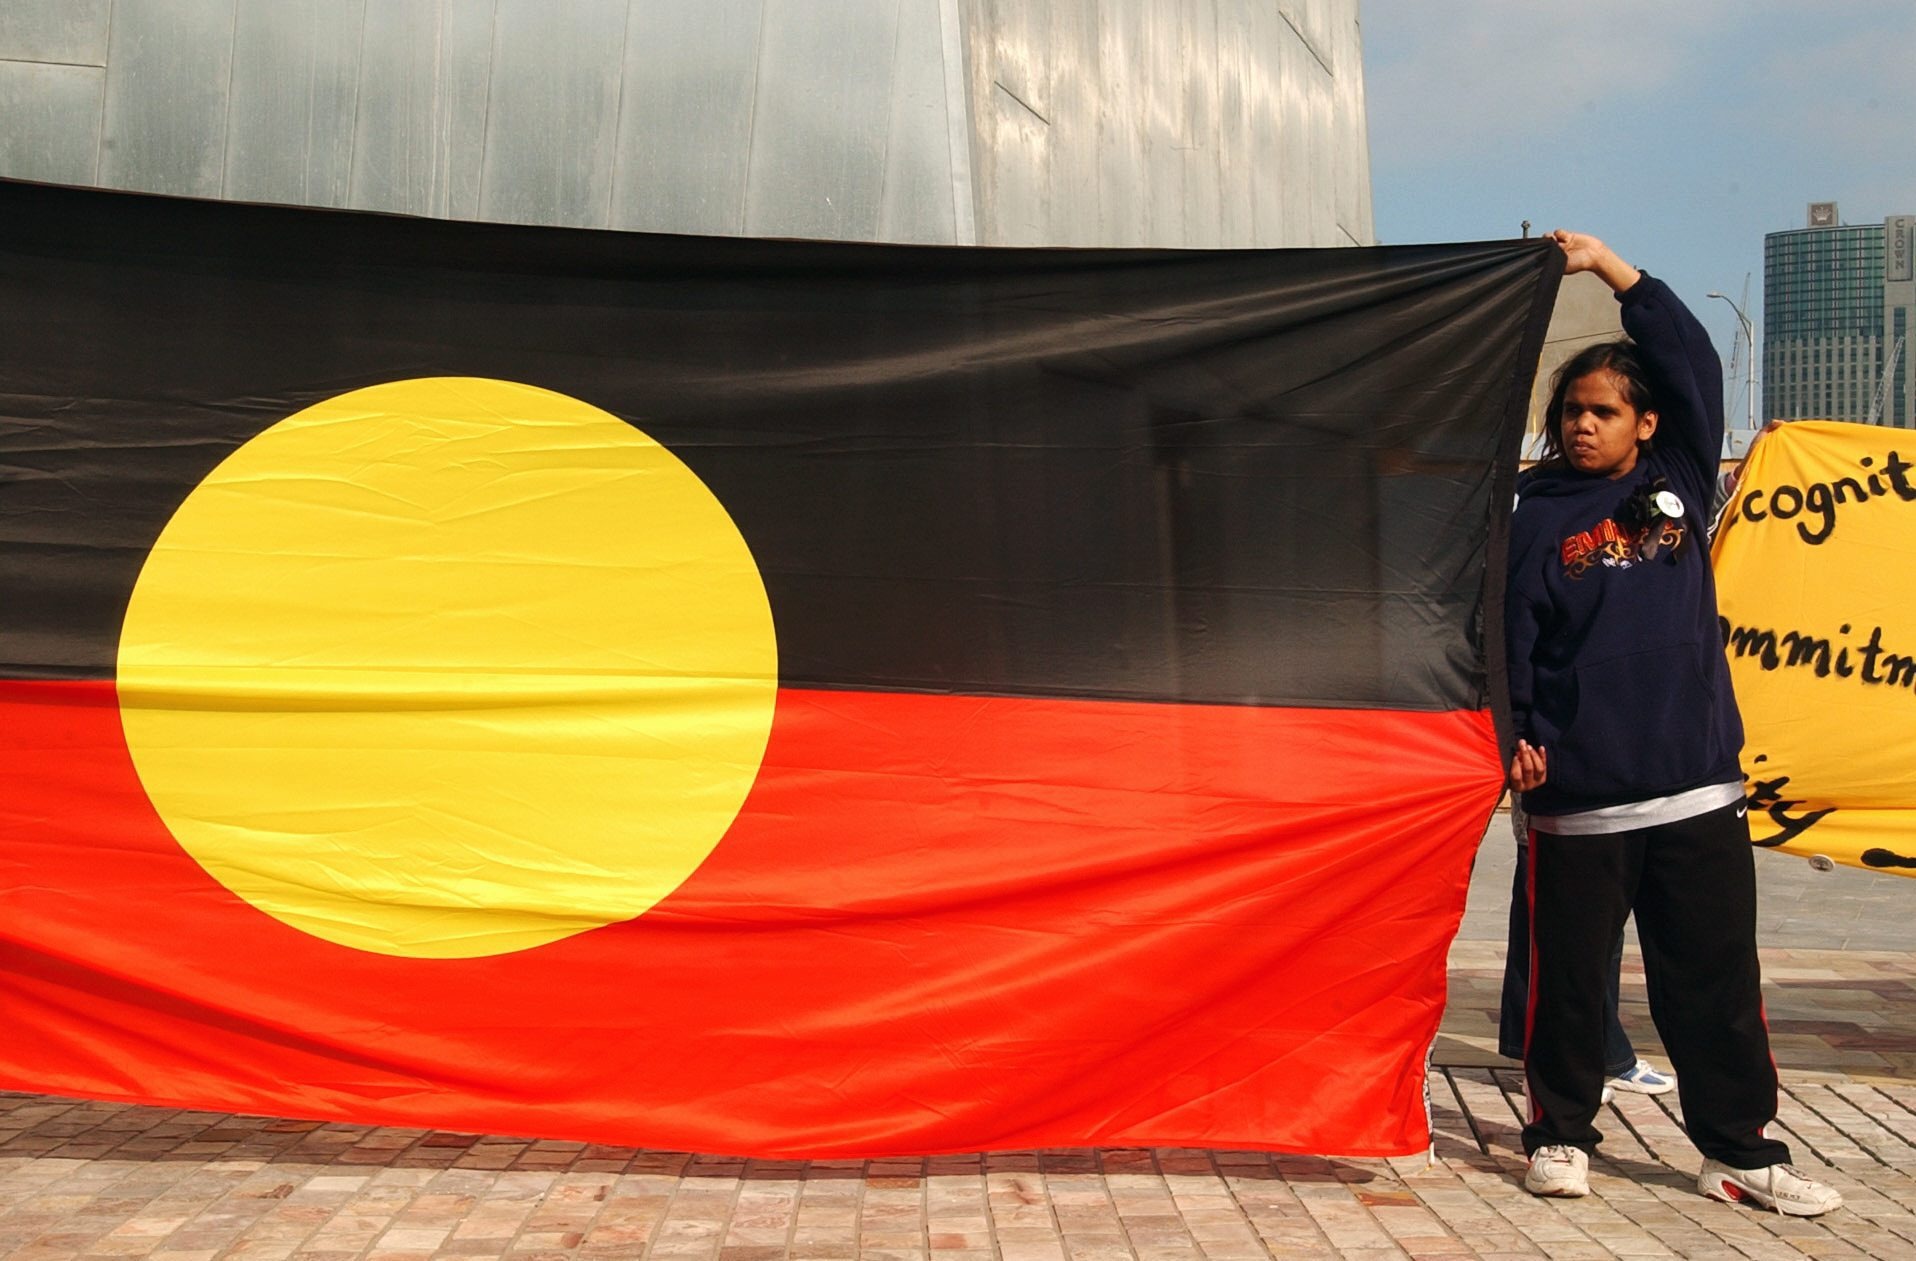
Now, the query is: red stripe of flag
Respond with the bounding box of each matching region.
[1,679,1498,1156]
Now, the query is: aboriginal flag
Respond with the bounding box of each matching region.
[0,178,1558,1157]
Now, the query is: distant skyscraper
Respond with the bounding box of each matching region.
[1763,205,1916,427]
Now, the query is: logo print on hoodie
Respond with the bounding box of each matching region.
[1559,517,1685,578]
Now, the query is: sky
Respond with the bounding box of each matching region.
[1358,0,1916,421]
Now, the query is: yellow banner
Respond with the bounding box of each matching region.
[1712,420,1916,875]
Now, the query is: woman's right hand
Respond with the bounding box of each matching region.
[1508,739,1548,791]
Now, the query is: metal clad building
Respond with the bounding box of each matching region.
[0,0,1372,249]
[1764,205,1916,428]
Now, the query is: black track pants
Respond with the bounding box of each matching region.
[1499,836,1636,1074]
[1520,800,1791,1167]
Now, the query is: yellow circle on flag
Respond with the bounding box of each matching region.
[117,378,778,958]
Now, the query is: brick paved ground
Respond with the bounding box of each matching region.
[4,834,1912,1260]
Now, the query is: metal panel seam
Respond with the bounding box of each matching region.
[215,0,240,196]
[602,0,636,229]
[738,0,772,236]
[0,55,107,69]
[93,0,115,184]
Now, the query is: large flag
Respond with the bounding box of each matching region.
[0,178,1559,1157]
[1713,420,1916,875]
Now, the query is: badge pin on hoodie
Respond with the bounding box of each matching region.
[1640,489,1685,561]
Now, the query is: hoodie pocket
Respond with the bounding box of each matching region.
[1549,647,1717,800]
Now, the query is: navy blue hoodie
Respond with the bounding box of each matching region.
[1505,273,1743,815]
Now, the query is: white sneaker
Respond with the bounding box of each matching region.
[1698,1159,1842,1216]
[1608,1058,1675,1095]
[1524,1145,1590,1197]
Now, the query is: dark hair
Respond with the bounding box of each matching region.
[1538,339,1658,467]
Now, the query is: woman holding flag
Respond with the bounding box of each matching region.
[1502,230,1840,1216]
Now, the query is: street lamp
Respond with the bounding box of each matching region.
[1706,291,1757,430]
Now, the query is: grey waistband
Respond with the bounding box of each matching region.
[1529,780,1745,836]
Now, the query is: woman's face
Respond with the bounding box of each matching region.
[1559,369,1658,479]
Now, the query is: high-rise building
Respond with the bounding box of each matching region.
[1763,204,1916,428]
